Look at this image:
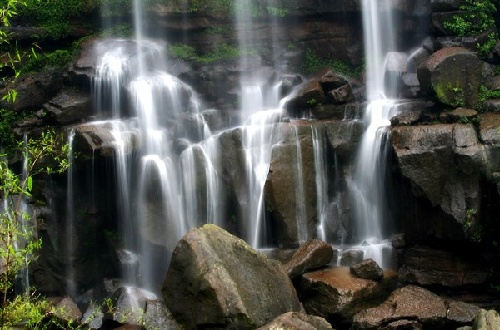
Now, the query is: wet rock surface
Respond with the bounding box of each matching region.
[284,239,334,278]
[298,267,395,324]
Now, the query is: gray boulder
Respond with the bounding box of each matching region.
[162,224,301,329]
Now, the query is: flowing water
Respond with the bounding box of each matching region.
[348,0,400,267]
[68,0,410,295]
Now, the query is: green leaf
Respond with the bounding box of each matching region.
[27,176,32,192]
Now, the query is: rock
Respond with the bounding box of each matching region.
[111,287,157,326]
[439,108,478,123]
[448,300,480,325]
[340,250,364,266]
[474,309,500,330]
[51,297,83,324]
[284,239,334,278]
[299,267,395,323]
[311,104,348,120]
[0,70,63,113]
[398,247,489,287]
[264,123,318,247]
[418,47,483,108]
[143,300,182,330]
[479,113,500,145]
[390,124,485,233]
[162,224,301,329]
[350,259,383,281]
[43,89,92,125]
[391,233,406,249]
[351,285,447,329]
[389,100,429,125]
[482,99,500,112]
[256,312,333,330]
[325,120,365,163]
[329,84,354,104]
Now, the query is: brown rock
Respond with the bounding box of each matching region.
[350,259,383,281]
[284,239,334,278]
[352,285,447,329]
[299,267,395,322]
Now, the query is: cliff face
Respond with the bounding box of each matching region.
[3,0,500,295]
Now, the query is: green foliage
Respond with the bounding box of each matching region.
[299,49,360,77]
[0,130,69,328]
[169,42,250,64]
[478,85,500,112]
[0,0,39,78]
[443,0,496,36]
[21,49,74,73]
[20,0,97,39]
[443,0,498,58]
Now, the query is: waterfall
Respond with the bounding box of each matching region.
[349,0,400,267]
[66,128,76,297]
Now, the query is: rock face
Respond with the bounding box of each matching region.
[256,312,333,330]
[391,124,485,239]
[418,47,483,108]
[299,267,394,324]
[162,224,301,329]
[283,239,334,278]
[265,123,318,247]
[398,247,489,287]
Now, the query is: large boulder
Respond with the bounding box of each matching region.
[352,285,478,329]
[398,247,490,287]
[256,312,333,330]
[298,267,395,324]
[418,47,483,108]
[162,224,301,329]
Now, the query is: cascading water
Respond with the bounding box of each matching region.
[349,0,400,267]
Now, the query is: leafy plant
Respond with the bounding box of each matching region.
[0,130,69,327]
[299,49,360,77]
[478,85,500,112]
[443,0,498,58]
[169,42,251,64]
